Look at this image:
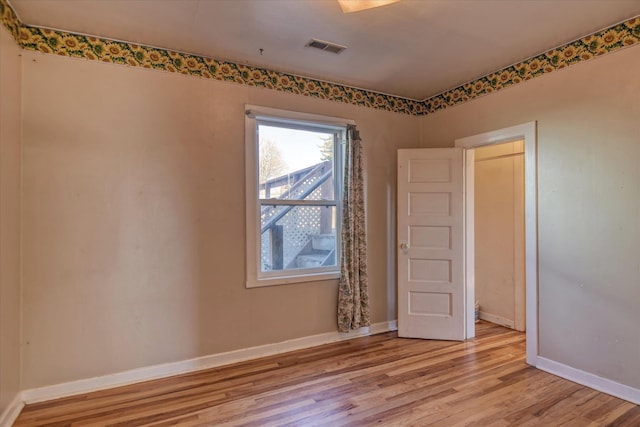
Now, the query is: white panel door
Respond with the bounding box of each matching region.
[397,148,464,340]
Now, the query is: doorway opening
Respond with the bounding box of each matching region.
[455,122,537,366]
[473,140,525,331]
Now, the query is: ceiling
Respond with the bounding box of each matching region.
[9,0,640,100]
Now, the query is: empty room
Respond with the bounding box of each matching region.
[1,0,639,425]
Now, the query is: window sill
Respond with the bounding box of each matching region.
[246,271,340,288]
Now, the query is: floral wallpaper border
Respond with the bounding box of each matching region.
[0,0,19,41]
[0,0,425,115]
[424,16,640,114]
[1,0,639,116]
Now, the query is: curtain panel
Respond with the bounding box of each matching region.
[337,125,370,332]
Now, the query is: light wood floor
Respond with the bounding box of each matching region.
[14,322,639,426]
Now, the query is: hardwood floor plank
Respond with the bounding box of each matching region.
[13,322,638,426]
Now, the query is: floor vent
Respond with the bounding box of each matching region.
[306,38,347,54]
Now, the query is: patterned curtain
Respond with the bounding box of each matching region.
[337,125,370,332]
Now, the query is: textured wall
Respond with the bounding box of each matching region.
[420,45,640,388]
[0,24,22,413]
[20,50,419,388]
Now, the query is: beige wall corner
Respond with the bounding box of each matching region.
[0,24,23,415]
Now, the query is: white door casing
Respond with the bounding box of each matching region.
[455,121,538,366]
[397,148,465,340]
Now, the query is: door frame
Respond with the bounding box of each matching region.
[455,121,538,366]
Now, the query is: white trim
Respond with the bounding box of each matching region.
[455,121,538,366]
[537,357,640,405]
[0,393,24,427]
[478,311,515,330]
[21,320,397,405]
[246,272,341,288]
[463,148,476,339]
[245,104,356,127]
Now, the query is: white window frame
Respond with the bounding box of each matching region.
[245,105,355,288]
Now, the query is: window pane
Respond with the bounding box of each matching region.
[260,205,337,272]
[259,125,335,200]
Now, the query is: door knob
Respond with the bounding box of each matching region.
[400,242,409,250]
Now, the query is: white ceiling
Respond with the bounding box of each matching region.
[10,0,640,100]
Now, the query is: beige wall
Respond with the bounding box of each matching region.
[474,141,524,329]
[421,45,640,388]
[11,23,640,395]
[20,50,419,388]
[0,25,22,413]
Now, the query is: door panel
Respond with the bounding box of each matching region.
[398,148,464,340]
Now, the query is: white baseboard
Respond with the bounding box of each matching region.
[0,393,24,427]
[537,356,640,405]
[479,311,515,329]
[22,320,398,405]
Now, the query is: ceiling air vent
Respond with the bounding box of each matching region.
[306,38,347,54]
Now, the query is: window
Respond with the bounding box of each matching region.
[245,105,353,287]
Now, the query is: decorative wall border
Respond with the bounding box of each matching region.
[0,0,425,115]
[1,0,639,116]
[424,17,640,114]
[0,0,18,41]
